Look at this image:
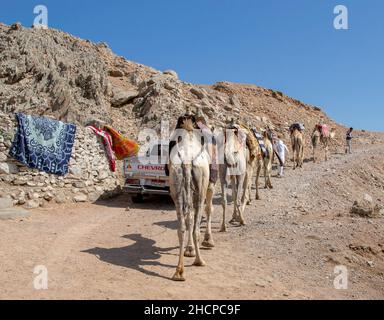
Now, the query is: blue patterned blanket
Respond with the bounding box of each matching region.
[9,113,77,176]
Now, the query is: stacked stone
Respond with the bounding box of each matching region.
[0,111,122,208]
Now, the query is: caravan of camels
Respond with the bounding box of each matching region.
[168,108,333,281]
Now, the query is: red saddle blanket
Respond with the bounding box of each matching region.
[317,124,329,137]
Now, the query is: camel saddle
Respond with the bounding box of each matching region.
[250,128,269,159]
[290,123,305,132]
[316,124,329,137]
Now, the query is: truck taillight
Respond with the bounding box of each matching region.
[126,179,140,185]
[151,179,164,183]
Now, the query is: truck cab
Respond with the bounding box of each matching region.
[123,140,169,202]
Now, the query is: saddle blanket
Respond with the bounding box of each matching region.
[87,126,116,172]
[251,128,269,158]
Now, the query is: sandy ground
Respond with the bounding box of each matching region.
[0,144,384,300]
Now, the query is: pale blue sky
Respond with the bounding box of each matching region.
[1,0,383,131]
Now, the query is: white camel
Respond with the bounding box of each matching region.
[219,125,253,232]
[169,117,215,281]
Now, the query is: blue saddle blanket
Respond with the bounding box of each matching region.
[251,128,269,158]
[9,113,77,176]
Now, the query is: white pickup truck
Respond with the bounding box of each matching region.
[123,140,170,202]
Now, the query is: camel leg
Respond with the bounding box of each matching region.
[300,146,304,167]
[247,176,253,205]
[172,203,187,281]
[192,191,206,267]
[202,182,215,248]
[292,146,297,170]
[245,159,254,205]
[219,166,227,232]
[235,174,246,225]
[229,176,238,223]
[264,162,268,189]
[184,213,195,257]
[265,159,273,189]
[255,162,261,200]
[240,173,251,225]
[247,165,254,205]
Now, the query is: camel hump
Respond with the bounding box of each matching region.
[238,122,259,158]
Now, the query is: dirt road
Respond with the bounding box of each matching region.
[1,144,384,300]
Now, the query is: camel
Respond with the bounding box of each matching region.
[169,117,215,281]
[218,123,255,232]
[254,130,274,199]
[290,128,304,169]
[311,126,333,162]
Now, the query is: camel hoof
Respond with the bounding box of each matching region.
[229,218,237,224]
[202,240,215,248]
[184,246,196,258]
[256,195,260,200]
[172,271,186,282]
[247,200,251,205]
[202,235,215,248]
[269,185,273,189]
[193,259,206,267]
[219,226,227,232]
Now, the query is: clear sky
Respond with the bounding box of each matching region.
[1,1,383,131]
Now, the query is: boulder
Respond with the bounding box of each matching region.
[0,162,19,174]
[43,192,54,201]
[108,69,124,77]
[350,195,383,218]
[10,22,22,31]
[190,88,205,99]
[73,181,86,188]
[88,192,102,203]
[111,88,138,107]
[55,192,67,204]
[0,153,7,162]
[163,70,178,79]
[24,200,40,209]
[74,194,88,202]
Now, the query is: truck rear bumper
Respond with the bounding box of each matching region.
[124,185,170,195]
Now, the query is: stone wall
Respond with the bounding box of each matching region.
[0,112,122,208]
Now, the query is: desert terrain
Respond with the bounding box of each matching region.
[1,141,383,300]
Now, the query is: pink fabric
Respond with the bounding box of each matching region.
[321,124,329,137]
[87,126,116,172]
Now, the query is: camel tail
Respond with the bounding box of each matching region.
[182,164,192,217]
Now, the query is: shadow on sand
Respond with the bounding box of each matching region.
[94,194,175,210]
[82,233,177,280]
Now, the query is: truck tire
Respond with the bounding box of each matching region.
[131,194,144,203]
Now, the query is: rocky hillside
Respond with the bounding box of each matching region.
[0,22,382,148]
